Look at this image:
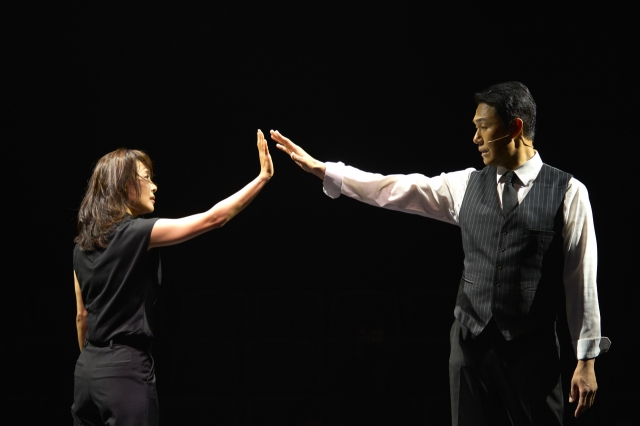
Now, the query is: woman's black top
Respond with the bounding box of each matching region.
[73,216,161,348]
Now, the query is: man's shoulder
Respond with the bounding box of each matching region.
[541,162,571,175]
[468,166,496,178]
[539,163,573,184]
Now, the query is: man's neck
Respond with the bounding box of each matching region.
[504,139,535,170]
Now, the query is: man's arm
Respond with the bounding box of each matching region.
[562,178,610,417]
[270,130,472,224]
[74,271,88,352]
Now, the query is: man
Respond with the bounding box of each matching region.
[270,81,609,425]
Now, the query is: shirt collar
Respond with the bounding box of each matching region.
[496,151,542,187]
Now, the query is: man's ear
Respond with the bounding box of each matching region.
[510,118,524,138]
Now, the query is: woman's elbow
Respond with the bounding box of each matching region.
[76,310,88,324]
[208,212,234,229]
[205,203,241,230]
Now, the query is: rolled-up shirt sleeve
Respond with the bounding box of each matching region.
[563,178,610,359]
[323,162,345,199]
[323,161,475,226]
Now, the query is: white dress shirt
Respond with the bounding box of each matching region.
[323,152,609,359]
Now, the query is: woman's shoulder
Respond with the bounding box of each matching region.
[112,215,160,241]
[126,215,160,230]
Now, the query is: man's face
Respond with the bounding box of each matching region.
[472,103,514,168]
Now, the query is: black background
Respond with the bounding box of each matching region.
[4,2,635,425]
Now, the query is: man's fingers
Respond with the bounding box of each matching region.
[575,404,583,417]
[269,129,284,143]
[575,391,590,418]
[573,386,595,418]
[577,389,586,417]
[275,143,299,161]
[274,143,298,163]
[568,380,577,403]
[270,130,294,148]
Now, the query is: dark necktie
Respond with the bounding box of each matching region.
[502,171,518,216]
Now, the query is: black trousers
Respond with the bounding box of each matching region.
[72,342,159,426]
[449,319,563,426]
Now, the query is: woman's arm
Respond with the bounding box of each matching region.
[74,271,88,352]
[149,130,274,249]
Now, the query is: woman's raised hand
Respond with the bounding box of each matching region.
[258,129,274,180]
[270,130,325,179]
[149,131,274,249]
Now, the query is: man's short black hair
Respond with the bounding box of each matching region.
[474,81,537,141]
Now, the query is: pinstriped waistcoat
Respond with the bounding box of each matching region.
[456,164,572,340]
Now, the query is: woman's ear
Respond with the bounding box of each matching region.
[126,179,139,203]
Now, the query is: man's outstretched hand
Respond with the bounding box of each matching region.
[569,358,597,418]
[270,130,326,180]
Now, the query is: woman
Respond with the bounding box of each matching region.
[72,130,273,425]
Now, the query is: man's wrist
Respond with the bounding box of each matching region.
[311,161,326,180]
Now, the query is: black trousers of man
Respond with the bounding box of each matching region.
[72,342,159,426]
[449,318,564,426]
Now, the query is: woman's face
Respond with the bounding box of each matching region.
[128,161,157,217]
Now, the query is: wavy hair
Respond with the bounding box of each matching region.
[75,148,154,251]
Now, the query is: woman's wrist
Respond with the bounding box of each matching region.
[258,171,272,182]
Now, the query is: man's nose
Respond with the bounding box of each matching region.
[473,130,483,145]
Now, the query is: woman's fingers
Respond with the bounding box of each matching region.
[256,129,273,177]
[260,132,273,176]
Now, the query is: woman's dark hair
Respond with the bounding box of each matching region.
[75,148,154,251]
[474,81,537,141]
